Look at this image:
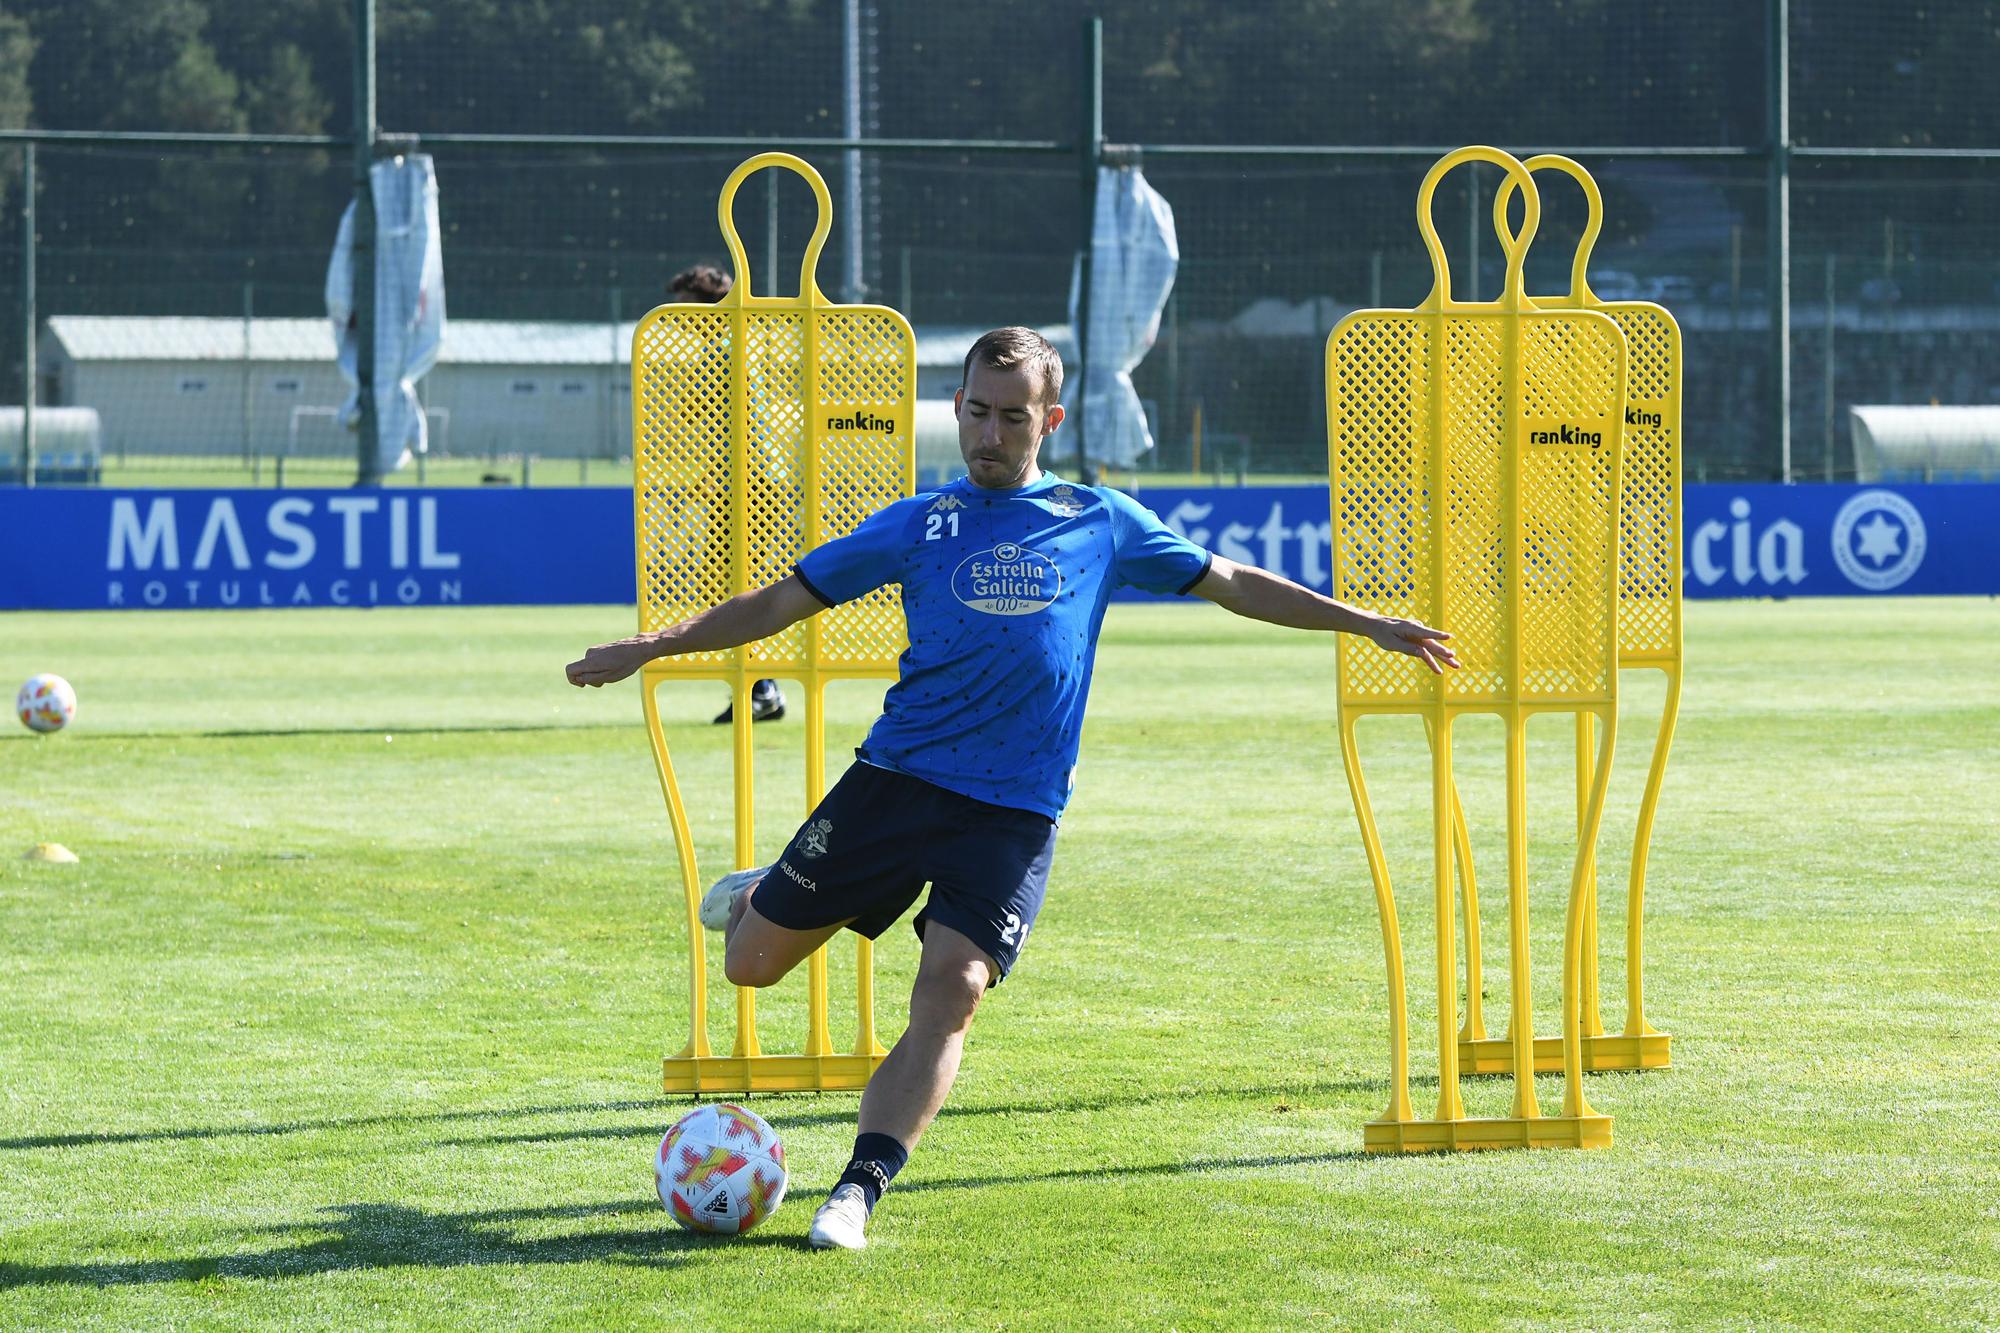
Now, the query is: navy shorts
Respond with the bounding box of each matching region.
[750,763,1057,983]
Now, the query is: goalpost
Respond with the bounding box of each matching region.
[286,405,452,472]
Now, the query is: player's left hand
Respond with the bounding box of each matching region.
[1366,616,1459,675]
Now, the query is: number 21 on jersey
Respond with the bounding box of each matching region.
[924,511,960,541]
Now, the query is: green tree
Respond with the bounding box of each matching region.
[0,6,35,214]
[242,42,334,136]
[18,0,242,132]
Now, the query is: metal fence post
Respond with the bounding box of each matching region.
[19,141,33,488]
[842,0,864,303]
[766,168,778,296]
[1073,15,1102,484]
[241,279,254,466]
[1767,0,1792,483]
[352,0,380,487]
[1467,162,1480,300]
[1823,252,1836,480]
[608,285,621,461]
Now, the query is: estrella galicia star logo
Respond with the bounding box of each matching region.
[1830,489,1926,592]
[1854,514,1902,564]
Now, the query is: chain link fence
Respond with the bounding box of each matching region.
[3,1,1996,486]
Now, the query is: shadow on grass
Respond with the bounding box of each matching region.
[439,1078,1411,1148]
[7,1077,1433,1155]
[0,1098,683,1153]
[0,1148,1367,1290]
[0,1199,789,1290]
[900,1149,1374,1196]
[10,722,633,743]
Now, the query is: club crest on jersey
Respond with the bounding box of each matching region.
[1045,485,1084,517]
[952,542,1061,616]
[799,818,834,859]
[928,494,966,513]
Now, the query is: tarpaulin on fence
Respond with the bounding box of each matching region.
[326,154,447,476]
[1068,166,1179,469]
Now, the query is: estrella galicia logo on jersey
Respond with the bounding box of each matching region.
[1830,489,1927,591]
[799,817,833,860]
[952,542,1061,615]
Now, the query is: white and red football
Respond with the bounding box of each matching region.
[17,674,77,734]
[654,1103,787,1235]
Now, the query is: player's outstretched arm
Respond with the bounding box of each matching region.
[1189,556,1460,675]
[565,575,824,687]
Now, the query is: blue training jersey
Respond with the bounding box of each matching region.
[793,472,1212,820]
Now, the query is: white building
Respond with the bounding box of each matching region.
[37,315,1073,477]
[39,315,633,463]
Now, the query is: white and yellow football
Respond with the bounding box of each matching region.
[655,1103,787,1235]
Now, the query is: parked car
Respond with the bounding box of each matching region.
[1642,275,1698,303]
[1706,281,1766,304]
[1591,268,1644,300]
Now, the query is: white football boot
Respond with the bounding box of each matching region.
[698,866,767,932]
[807,1183,870,1250]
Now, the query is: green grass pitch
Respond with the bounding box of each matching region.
[3,599,1997,1328]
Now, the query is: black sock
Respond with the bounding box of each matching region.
[835,1132,909,1213]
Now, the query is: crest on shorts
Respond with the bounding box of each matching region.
[799,818,833,859]
[1047,484,1084,517]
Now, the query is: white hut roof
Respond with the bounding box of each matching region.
[45,315,1080,370]
[47,316,335,362]
[44,315,642,366]
[1849,404,2000,479]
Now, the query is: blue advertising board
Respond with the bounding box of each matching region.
[0,488,635,611]
[0,482,1991,611]
[1125,482,1995,601]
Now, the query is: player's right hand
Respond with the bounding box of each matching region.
[565,638,651,687]
[1366,616,1460,675]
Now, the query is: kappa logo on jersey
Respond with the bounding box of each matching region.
[928,494,966,513]
[951,542,1061,616]
[1046,485,1084,517]
[799,818,834,859]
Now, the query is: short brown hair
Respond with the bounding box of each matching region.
[961,326,1064,405]
[669,264,732,304]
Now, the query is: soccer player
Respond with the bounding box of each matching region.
[566,327,1457,1250]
